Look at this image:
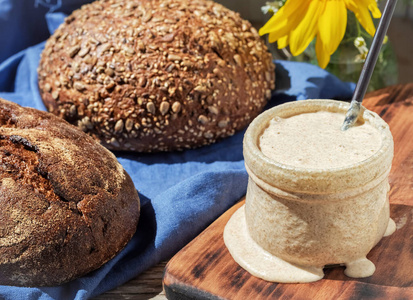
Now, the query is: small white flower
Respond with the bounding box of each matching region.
[354,37,366,49]
[354,37,369,62]
[261,1,283,15]
[355,52,368,63]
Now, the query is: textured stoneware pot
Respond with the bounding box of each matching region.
[224,99,395,282]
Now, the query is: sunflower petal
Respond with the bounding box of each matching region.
[269,31,280,43]
[346,0,376,36]
[290,0,326,56]
[265,7,308,44]
[319,0,347,55]
[316,35,330,69]
[261,3,311,50]
[369,5,382,18]
[259,0,307,35]
[259,13,287,36]
[359,0,382,18]
[267,23,288,43]
[277,35,289,49]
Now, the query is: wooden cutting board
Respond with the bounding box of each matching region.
[163,83,413,300]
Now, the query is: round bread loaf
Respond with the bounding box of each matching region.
[0,98,140,286]
[38,0,275,152]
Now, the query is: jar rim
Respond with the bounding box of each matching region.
[243,99,394,194]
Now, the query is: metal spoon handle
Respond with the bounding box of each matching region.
[341,0,398,131]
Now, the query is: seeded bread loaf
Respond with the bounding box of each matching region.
[38,0,275,152]
[0,98,140,286]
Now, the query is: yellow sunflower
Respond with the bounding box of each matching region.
[259,0,382,68]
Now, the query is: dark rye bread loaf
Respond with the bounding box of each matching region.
[38,0,275,152]
[0,98,140,286]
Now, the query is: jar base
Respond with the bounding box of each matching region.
[224,205,324,283]
[224,205,395,283]
[344,258,376,278]
[384,218,396,237]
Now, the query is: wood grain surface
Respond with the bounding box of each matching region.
[162,83,413,300]
[363,83,413,207]
[93,262,167,300]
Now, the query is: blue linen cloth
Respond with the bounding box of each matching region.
[0,6,355,300]
[0,0,93,63]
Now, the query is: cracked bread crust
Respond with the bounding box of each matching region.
[38,0,275,152]
[0,98,140,287]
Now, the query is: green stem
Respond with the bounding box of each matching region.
[356,18,362,37]
[342,37,357,43]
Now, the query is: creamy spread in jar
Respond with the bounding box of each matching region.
[259,111,381,169]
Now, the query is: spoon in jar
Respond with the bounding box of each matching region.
[341,0,398,131]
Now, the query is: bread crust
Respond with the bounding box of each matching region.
[0,98,140,286]
[38,0,275,152]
